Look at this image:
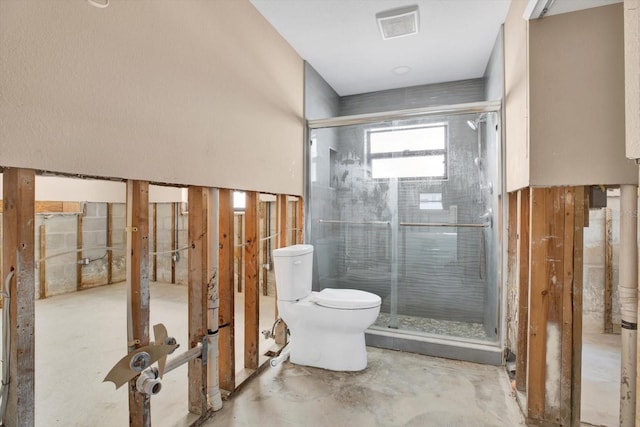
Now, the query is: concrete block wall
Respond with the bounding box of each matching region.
[583,193,628,334]
[154,203,188,286]
[39,214,78,297]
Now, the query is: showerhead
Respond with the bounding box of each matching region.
[466,114,487,131]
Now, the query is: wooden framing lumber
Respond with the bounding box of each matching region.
[526,186,584,426]
[0,200,82,214]
[296,197,304,244]
[171,202,177,284]
[604,207,613,334]
[188,187,209,415]
[39,224,46,299]
[107,203,113,285]
[275,194,288,345]
[244,191,260,369]
[506,192,517,353]
[152,203,157,283]
[571,187,585,427]
[125,180,151,427]
[2,168,36,426]
[76,208,84,290]
[218,189,235,391]
[516,188,530,392]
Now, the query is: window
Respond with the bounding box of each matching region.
[367,124,447,180]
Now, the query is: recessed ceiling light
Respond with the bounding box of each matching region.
[376,5,419,40]
[393,66,411,75]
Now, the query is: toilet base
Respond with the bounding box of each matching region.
[288,330,368,371]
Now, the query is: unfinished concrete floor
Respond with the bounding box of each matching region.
[204,347,525,427]
[3,281,275,427]
[581,332,621,427]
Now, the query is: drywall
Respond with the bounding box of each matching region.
[0,174,184,203]
[0,0,304,196]
[529,4,637,185]
[625,0,640,159]
[504,0,530,192]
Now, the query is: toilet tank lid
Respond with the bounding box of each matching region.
[273,244,313,257]
[315,288,381,309]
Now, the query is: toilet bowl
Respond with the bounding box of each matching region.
[273,244,381,371]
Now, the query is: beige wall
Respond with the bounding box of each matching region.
[528,4,637,186]
[0,0,304,195]
[626,0,640,159]
[504,0,530,192]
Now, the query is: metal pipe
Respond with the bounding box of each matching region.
[400,222,489,228]
[318,220,390,225]
[163,346,202,375]
[619,184,638,427]
[307,100,501,130]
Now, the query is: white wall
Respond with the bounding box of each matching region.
[0,0,304,196]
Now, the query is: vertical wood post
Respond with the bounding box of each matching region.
[107,202,113,285]
[125,180,151,427]
[171,202,177,284]
[76,208,84,290]
[244,192,259,369]
[2,168,36,426]
[526,186,584,426]
[188,187,209,415]
[152,203,157,283]
[39,224,46,299]
[506,192,517,351]
[516,188,530,392]
[218,189,235,391]
[604,207,613,334]
[274,194,289,345]
[296,197,304,244]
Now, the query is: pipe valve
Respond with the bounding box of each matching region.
[136,367,162,395]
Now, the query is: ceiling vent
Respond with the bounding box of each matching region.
[376,5,419,40]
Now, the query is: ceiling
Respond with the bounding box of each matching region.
[249,0,622,97]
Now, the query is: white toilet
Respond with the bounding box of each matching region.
[272,244,381,371]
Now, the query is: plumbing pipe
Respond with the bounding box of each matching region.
[0,270,15,424]
[163,345,202,375]
[206,188,223,411]
[619,184,638,427]
[136,367,162,395]
[270,345,290,368]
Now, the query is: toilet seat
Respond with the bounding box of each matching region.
[314,288,381,309]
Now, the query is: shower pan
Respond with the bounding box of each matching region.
[306,102,503,364]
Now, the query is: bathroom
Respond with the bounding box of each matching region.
[305,37,505,363]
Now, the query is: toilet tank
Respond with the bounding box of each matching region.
[272,244,314,301]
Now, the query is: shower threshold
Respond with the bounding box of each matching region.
[373,313,490,342]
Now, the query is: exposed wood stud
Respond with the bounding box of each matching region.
[107,203,113,285]
[296,197,304,244]
[560,187,575,425]
[2,168,36,426]
[527,187,549,421]
[515,188,530,392]
[604,207,613,334]
[506,192,517,351]
[244,191,260,370]
[39,224,46,299]
[171,202,177,284]
[571,187,585,427]
[76,207,84,290]
[125,180,151,427]
[261,201,269,297]
[0,200,82,214]
[188,187,209,415]
[152,203,157,283]
[274,195,288,345]
[218,189,235,391]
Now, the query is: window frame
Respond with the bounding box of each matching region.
[365,123,449,181]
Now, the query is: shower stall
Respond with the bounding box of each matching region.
[307,102,503,363]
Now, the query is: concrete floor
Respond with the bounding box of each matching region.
[203,347,526,427]
[581,332,621,427]
[8,281,275,427]
[16,281,625,427]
